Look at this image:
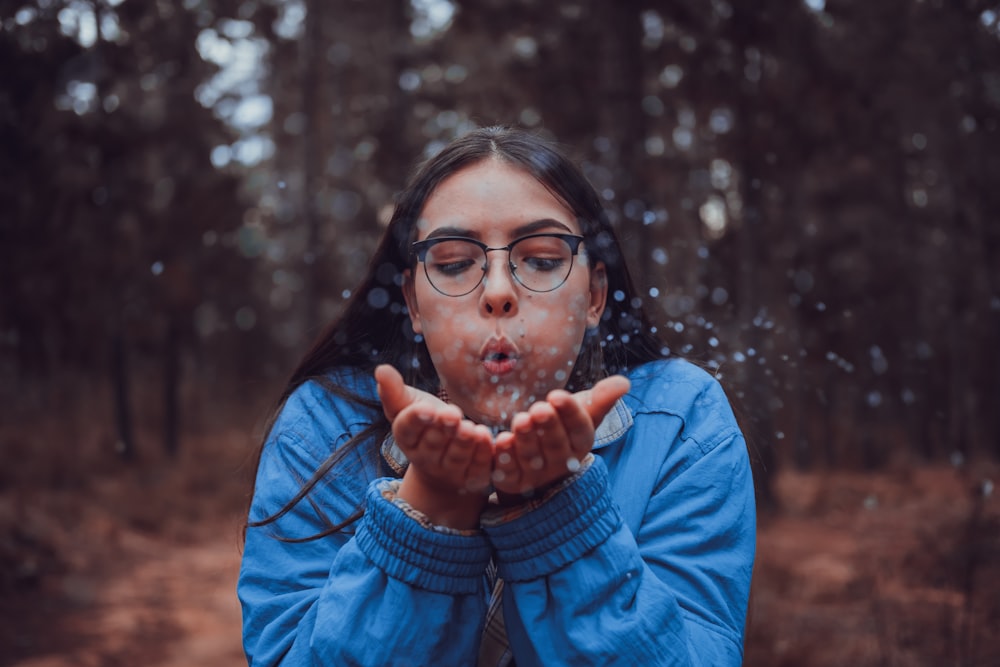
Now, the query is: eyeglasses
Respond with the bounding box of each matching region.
[411,233,585,297]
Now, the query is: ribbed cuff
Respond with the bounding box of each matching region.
[481,456,621,582]
[355,478,492,595]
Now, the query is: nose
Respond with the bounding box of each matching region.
[479,254,518,316]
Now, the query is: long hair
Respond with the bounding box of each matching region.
[246,126,667,539]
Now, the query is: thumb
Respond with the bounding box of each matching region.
[375,364,412,421]
[575,375,630,426]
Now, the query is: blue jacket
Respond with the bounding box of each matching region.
[239,358,756,666]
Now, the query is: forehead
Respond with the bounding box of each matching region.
[414,159,579,240]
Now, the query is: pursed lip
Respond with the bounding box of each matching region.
[480,337,519,375]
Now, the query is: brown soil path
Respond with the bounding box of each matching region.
[6,521,245,667]
[5,463,998,667]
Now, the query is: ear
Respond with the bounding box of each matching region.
[586,261,608,329]
[401,269,423,334]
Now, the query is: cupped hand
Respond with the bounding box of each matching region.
[375,365,494,528]
[491,375,630,501]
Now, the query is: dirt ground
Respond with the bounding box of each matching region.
[2,431,998,666]
[744,462,1000,667]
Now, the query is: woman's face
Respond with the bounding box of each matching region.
[402,158,607,428]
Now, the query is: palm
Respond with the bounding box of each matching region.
[491,375,630,498]
[375,365,494,496]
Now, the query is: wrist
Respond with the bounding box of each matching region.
[397,472,487,529]
[495,477,565,507]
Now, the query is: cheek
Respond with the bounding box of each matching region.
[521,294,591,355]
[420,301,479,358]
[416,294,463,329]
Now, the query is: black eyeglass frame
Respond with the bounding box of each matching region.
[410,232,586,297]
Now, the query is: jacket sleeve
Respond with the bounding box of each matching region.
[239,423,492,666]
[481,430,755,667]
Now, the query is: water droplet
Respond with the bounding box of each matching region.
[235,306,256,331]
[150,261,164,276]
[870,346,889,375]
[658,64,683,88]
[399,70,421,91]
[367,287,390,309]
[566,457,581,472]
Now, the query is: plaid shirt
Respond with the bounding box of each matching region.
[381,420,609,667]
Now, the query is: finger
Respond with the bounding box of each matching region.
[549,375,628,460]
[492,432,521,489]
[562,375,630,428]
[375,364,412,420]
[468,424,495,470]
[511,408,547,471]
[418,406,463,463]
[524,401,568,468]
[440,419,479,471]
[464,424,495,493]
[391,403,436,450]
[546,390,593,459]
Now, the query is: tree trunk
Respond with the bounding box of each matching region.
[593,0,652,289]
[730,4,777,508]
[163,317,180,457]
[110,330,135,460]
[301,0,325,339]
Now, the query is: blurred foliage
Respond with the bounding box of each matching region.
[2,0,1000,474]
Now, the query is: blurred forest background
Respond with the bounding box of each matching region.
[2,0,999,665]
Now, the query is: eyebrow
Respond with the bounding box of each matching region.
[423,218,576,241]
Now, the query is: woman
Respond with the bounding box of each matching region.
[239,126,756,666]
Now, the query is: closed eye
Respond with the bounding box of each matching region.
[520,256,566,272]
[431,258,478,276]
